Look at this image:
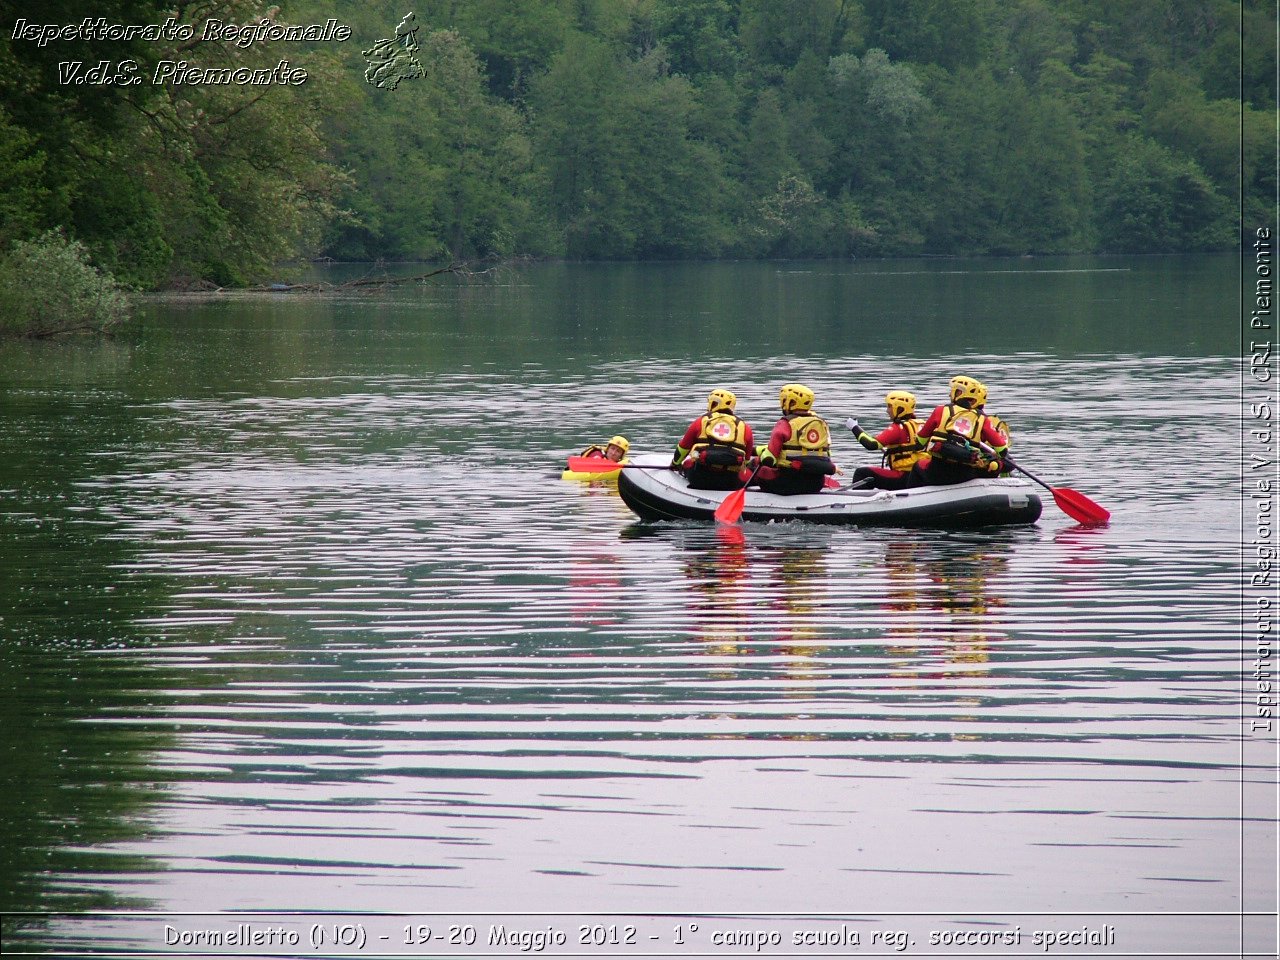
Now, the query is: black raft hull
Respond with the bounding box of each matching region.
[616,456,1042,528]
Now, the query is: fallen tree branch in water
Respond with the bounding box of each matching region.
[244,256,522,293]
[28,321,119,339]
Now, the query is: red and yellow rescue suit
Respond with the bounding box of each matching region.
[673,412,755,491]
[851,418,928,490]
[746,414,836,496]
[908,403,1009,487]
[980,410,1012,474]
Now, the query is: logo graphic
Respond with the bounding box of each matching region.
[363,12,425,90]
[711,421,734,440]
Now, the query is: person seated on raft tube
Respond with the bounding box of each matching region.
[906,375,1009,487]
[741,383,837,496]
[579,435,630,462]
[962,381,1011,477]
[671,389,755,491]
[976,401,1012,475]
[844,390,929,490]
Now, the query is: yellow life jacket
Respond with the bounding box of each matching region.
[929,404,988,464]
[691,412,749,468]
[883,418,926,471]
[778,414,831,469]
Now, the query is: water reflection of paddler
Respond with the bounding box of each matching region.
[881,538,928,656]
[761,543,830,689]
[926,541,1014,676]
[881,539,1013,677]
[682,525,753,664]
[883,538,921,586]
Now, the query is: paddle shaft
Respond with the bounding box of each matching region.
[979,444,1077,498]
[999,455,1054,494]
[620,463,681,471]
[977,442,1110,525]
[975,442,1046,490]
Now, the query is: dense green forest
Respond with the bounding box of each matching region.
[0,0,1273,289]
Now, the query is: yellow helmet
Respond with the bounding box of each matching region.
[707,389,737,414]
[885,390,916,420]
[608,435,630,455]
[948,375,986,408]
[779,383,815,414]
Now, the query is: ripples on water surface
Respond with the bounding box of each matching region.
[0,258,1268,956]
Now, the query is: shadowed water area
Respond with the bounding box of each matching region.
[0,255,1268,956]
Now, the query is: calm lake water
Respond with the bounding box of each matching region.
[0,255,1270,958]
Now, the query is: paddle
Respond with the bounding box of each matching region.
[566,455,624,473]
[980,443,1109,526]
[714,461,762,524]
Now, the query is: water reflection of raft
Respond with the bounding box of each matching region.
[616,455,1042,528]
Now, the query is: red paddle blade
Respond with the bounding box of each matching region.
[1051,487,1110,526]
[714,487,748,524]
[565,456,622,473]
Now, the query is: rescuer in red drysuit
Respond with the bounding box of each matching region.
[741,383,836,496]
[845,389,930,490]
[671,389,755,491]
[907,375,1009,487]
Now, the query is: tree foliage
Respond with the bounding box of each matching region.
[0,0,346,288]
[0,0,1260,288]
[306,0,1251,263]
[0,231,131,337]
